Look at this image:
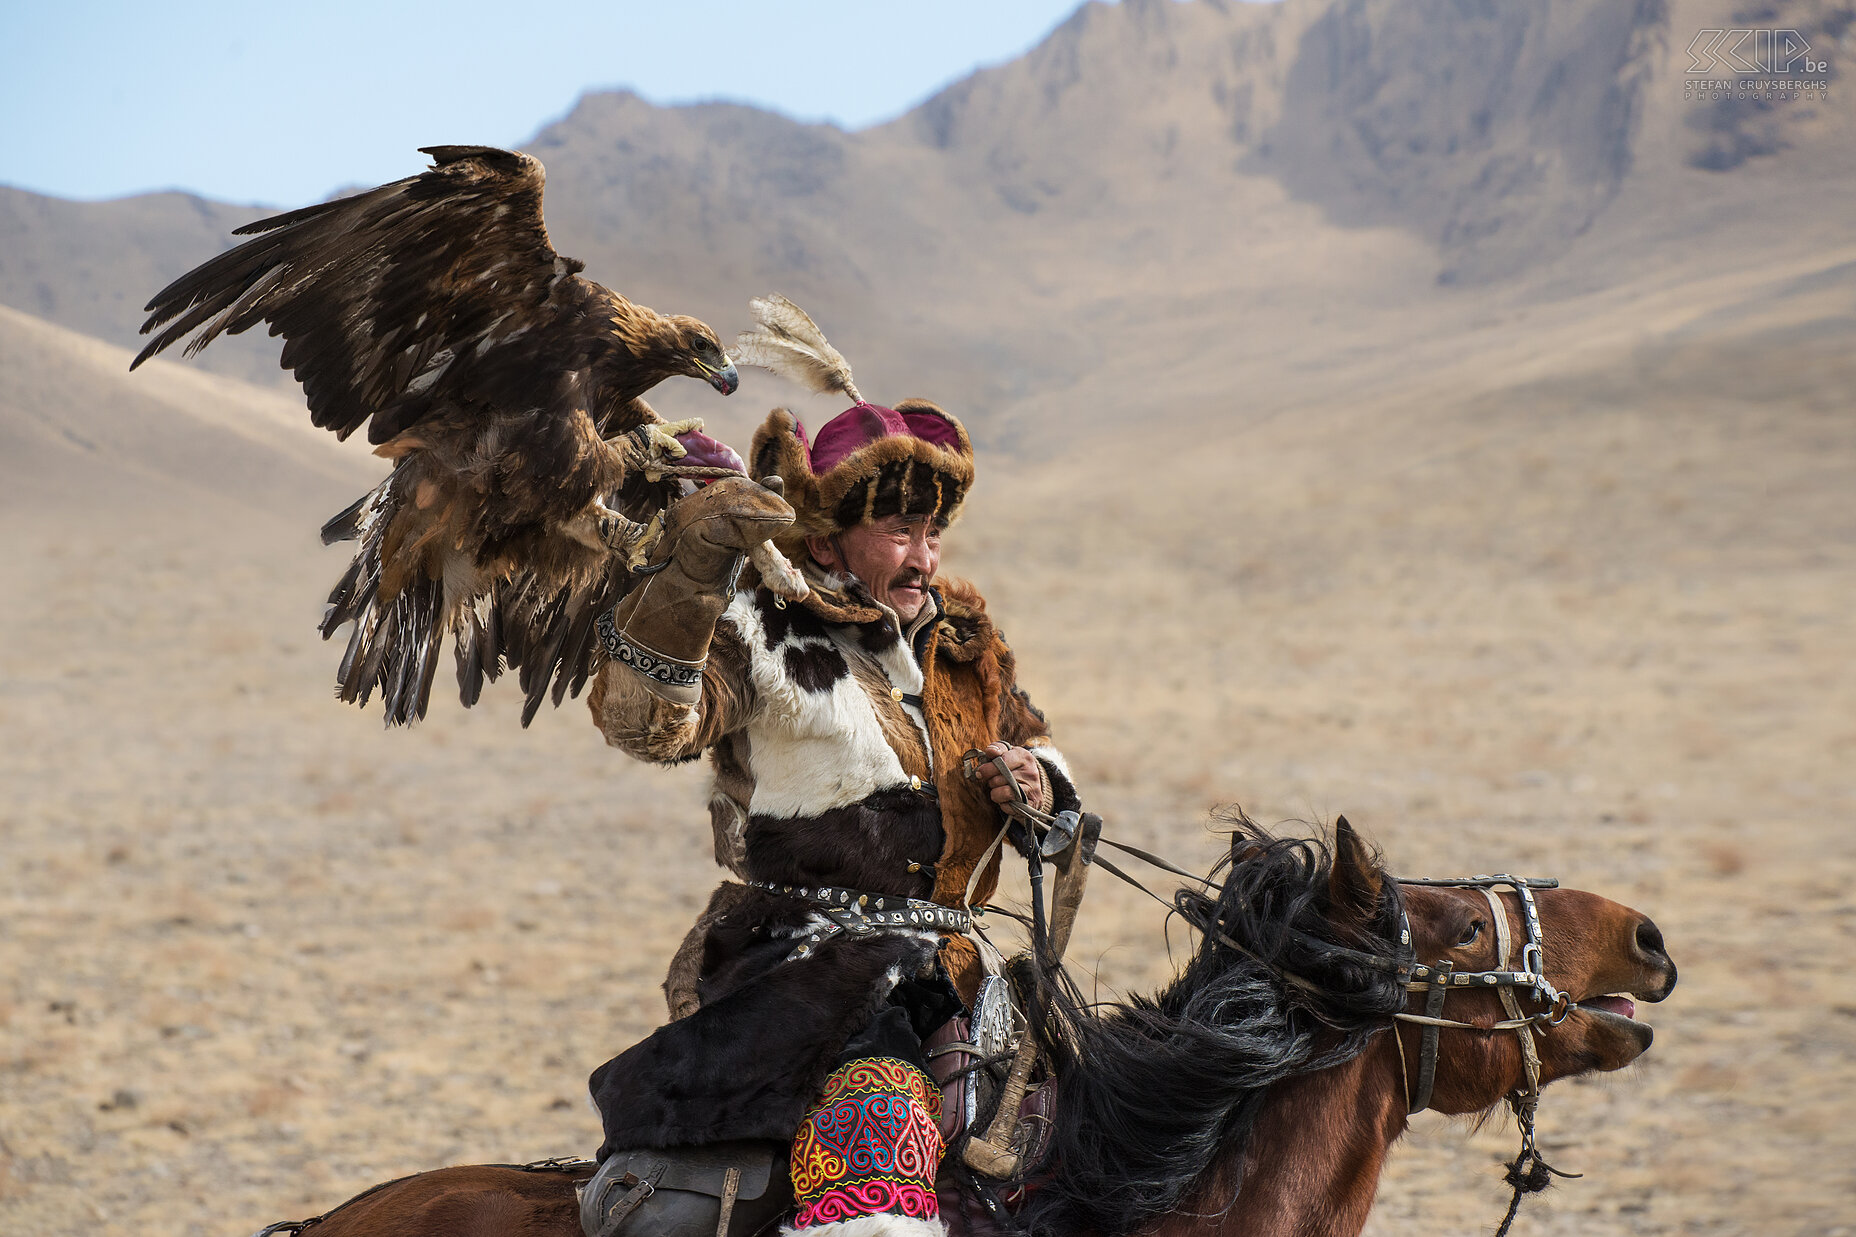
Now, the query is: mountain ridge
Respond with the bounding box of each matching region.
[0,0,1849,448]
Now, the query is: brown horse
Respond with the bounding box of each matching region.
[261,819,1675,1237]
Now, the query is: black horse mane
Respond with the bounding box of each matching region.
[1015,816,1410,1237]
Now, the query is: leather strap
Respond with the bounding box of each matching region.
[713,1166,741,1237]
[1484,887,1543,1101]
[594,1167,664,1237]
[924,1041,983,1059]
[962,819,1014,912]
[1410,959,1452,1114]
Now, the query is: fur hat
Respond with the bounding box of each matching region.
[749,399,975,549]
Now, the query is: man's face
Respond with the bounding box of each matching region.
[807,514,942,623]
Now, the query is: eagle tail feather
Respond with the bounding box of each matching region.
[317,479,448,725]
[375,581,440,726]
[456,637,486,708]
[347,603,396,710]
[517,592,572,728]
[334,605,372,702]
[321,486,381,546]
[454,596,505,708]
[550,598,599,709]
[411,593,447,722]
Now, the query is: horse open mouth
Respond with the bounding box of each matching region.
[1574,992,1654,1060]
[1578,994,1637,1021]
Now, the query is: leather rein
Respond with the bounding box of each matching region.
[950,768,1581,1235]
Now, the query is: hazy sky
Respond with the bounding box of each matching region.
[0,0,1089,207]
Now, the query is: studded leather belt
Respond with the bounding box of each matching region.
[747,880,971,962]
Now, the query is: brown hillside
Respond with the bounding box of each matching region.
[0,304,375,517]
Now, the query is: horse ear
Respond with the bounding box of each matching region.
[1329,815,1384,930]
[1232,838,1267,865]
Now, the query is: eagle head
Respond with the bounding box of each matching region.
[666,316,740,395]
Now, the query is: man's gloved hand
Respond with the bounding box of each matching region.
[600,476,803,704]
[673,476,809,601]
[977,741,1051,814]
[671,475,797,553]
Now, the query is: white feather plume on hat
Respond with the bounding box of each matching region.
[732,294,863,404]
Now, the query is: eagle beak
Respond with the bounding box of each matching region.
[703,356,739,396]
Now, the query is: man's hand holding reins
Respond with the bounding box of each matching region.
[977,740,1051,814]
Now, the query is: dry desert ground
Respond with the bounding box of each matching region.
[2,232,1852,1237]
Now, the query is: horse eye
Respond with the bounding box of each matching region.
[1455,920,1483,948]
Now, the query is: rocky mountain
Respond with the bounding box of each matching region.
[0,188,278,385]
[3,0,1850,439]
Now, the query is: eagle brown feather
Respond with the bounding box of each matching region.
[133,145,741,725]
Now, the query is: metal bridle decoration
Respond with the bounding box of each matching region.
[1389,873,1581,1237]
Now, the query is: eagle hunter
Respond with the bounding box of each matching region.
[133,145,748,726]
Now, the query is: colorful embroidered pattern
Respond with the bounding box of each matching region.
[791,1057,944,1228]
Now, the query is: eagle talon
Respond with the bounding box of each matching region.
[625,420,704,481]
[589,502,659,566]
[612,509,666,571]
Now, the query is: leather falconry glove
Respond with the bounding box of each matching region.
[597,476,806,705]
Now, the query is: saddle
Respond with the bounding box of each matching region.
[924,968,1056,1166]
[578,1140,792,1237]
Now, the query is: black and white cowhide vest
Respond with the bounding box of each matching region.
[705,576,1073,911]
[595,570,1077,1007]
[709,581,947,905]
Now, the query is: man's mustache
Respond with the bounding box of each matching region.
[890,569,927,590]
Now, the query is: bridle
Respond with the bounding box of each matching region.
[1081,837,1586,1237]
[1388,873,1581,1237]
[1392,873,1571,1115]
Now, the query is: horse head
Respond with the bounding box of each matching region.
[1025,815,1679,1237]
[1383,821,1678,1114]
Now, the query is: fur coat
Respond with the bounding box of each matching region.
[584,569,1078,1155]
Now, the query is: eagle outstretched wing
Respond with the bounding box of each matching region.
[143,145,562,443]
[133,145,744,726]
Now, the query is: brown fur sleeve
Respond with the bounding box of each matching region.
[992,627,1082,812]
[995,638,1054,750]
[587,622,753,763]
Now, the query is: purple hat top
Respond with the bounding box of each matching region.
[803,402,966,473]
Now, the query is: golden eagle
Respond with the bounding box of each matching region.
[132,145,745,726]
